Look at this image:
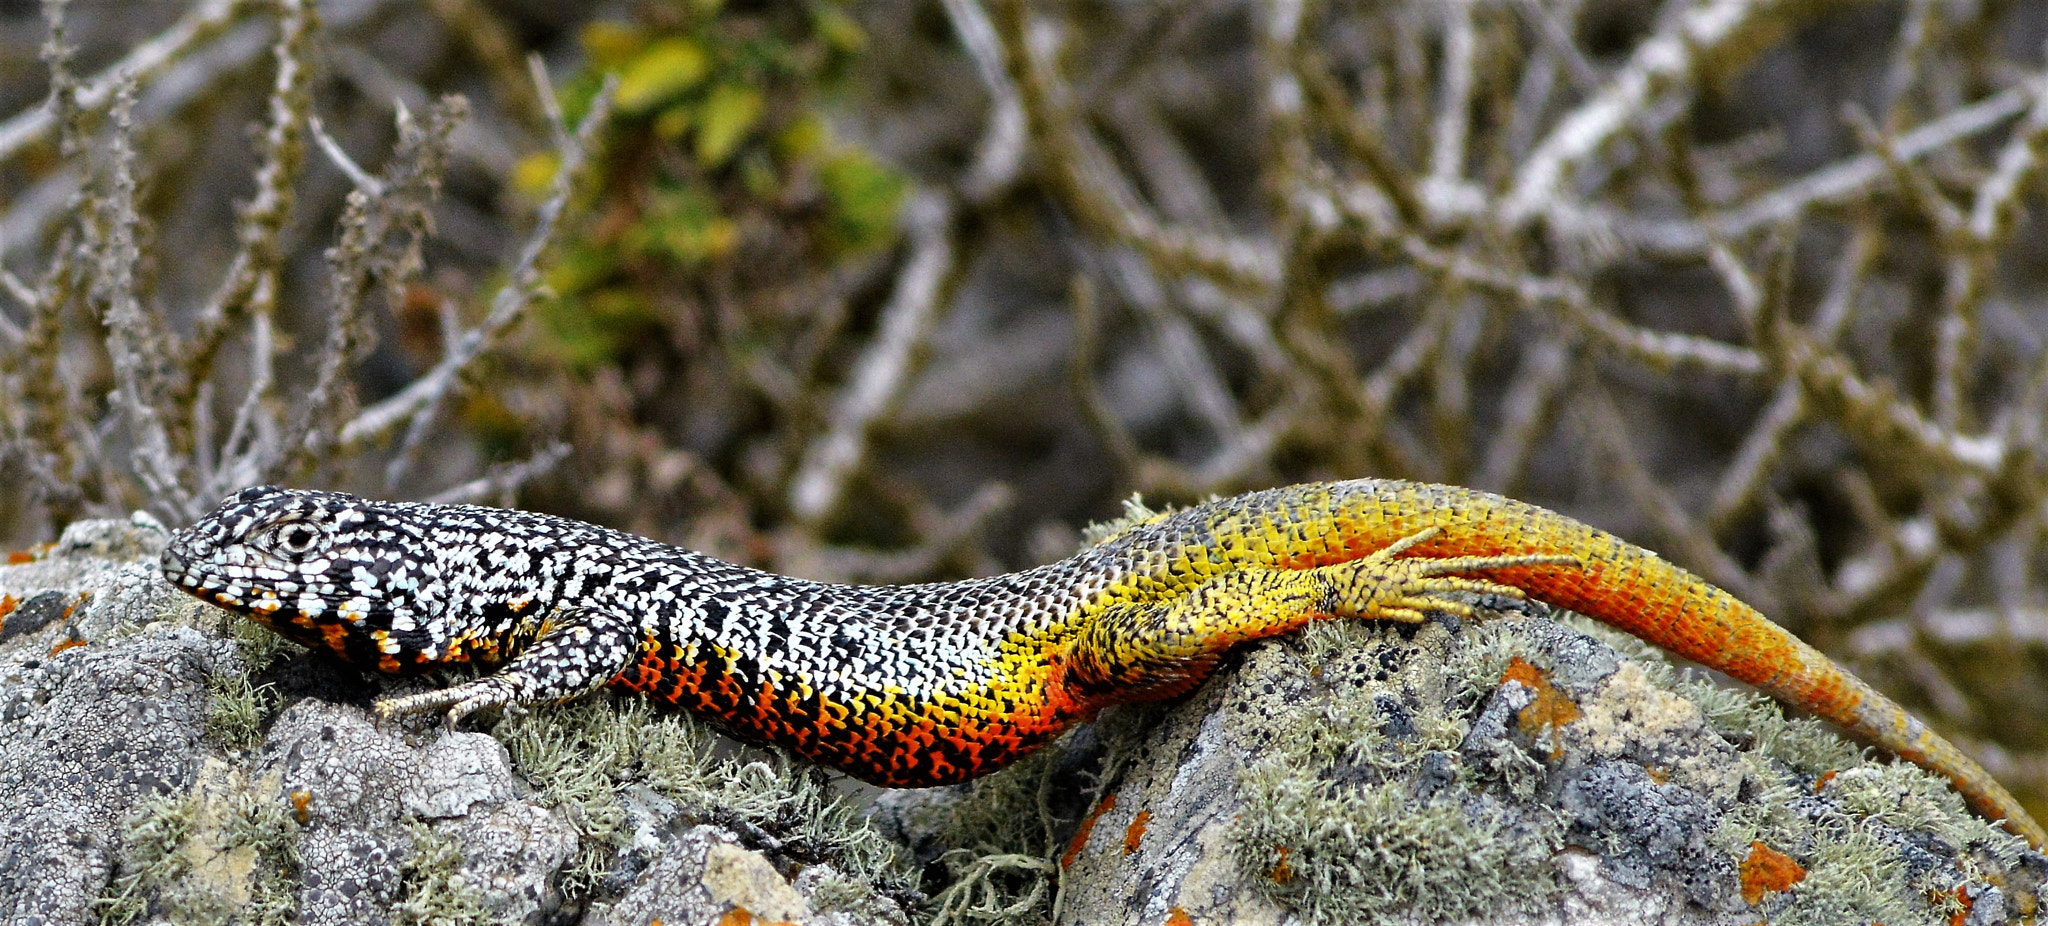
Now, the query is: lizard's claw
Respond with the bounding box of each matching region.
[1315,528,1581,623]
[373,679,514,728]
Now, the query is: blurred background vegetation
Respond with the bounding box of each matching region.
[3,0,2048,824]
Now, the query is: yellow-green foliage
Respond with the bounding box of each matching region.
[530,2,906,372]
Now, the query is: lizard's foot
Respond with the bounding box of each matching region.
[1316,527,1581,623]
[374,678,517,728]
[374,605,640,728]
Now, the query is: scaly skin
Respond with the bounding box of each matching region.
[158,480,2044,845]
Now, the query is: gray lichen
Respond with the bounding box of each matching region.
[491,694,916,910]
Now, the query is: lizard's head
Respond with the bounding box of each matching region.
[162,485,429,641]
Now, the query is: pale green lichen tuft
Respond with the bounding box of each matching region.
[1078,493,1173,547]
[1229,620,1570,923]
[1235,765,1565,922]
[391,819,492,926]
[925,851,1059,926]
[902,735,1079,926]
[1546,617,2025,926]
[1771,825,1936,926]
[92,770,302,926]
[493,695,913,902]
[223,782,301,926]
[1711,755,2027,926]
[205,670,277,752]
[95,789,202,926]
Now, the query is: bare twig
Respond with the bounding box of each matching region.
[1776,322,2005,476]
[174,0,317,427]
[1393,235,1765,375]
[1475,331,1577,495]
[1100,247,1244,444]
[996,0,1281,292]
[424,0,546,128]
[1422,0,1477,212]
[90,81,185,504]
[309,115,384,195]
[424,443,573,506]
[0,0,250,163]
[1500,0,1808,228]
[283,97,467,477]
[1068,274,1142,475]
[334,75,616,457]
[788,190,958,524]
[1712,86,2034,237]
[1582,381,1771,609]
[940,0,1028,203]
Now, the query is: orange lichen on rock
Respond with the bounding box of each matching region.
[1936,884,1973,926]
[1124,809,1151,854]
[1267,845,1294,885]
[1501,656,1580,759]
[1062,793,1117,869]
[1164,907,1192,926]
[1739,841,1806,904]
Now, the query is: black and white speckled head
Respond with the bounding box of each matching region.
[162,485,432,636]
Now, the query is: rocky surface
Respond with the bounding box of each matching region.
[0,519,914,926]
[1029,609,2048,925]
[884,606,2048,926]
[3,516,2043,925]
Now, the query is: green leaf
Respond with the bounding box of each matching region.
[629,185,739,264]
[615,37,712,114]
[821,150,905,253]
[695,83,765,167]
[811,5,867,55]
[579,22,647,69]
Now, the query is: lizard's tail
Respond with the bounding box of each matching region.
[1286,479,2045,847]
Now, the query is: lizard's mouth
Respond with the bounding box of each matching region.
[157,527,293,614]
[159,527,207,590]
[160,543,189,578]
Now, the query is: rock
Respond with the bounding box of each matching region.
[0,514,213,925]
[902,606,2048,926]
[0,518,912,926]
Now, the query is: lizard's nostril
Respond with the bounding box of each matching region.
[160,548,186,575]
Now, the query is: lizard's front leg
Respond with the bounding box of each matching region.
[1060,528,1578,703]
[374,606,641,725]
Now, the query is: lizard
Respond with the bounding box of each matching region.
[157,480,2046,846]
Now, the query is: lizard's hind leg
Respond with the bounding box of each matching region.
[1061,529,1580,700]
[374,606,641,726]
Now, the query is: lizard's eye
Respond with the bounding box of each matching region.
[266,523,322,557]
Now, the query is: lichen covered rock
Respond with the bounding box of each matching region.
[905,602,2046,926]
[6,517,2044,925]
[0,521,913,926]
